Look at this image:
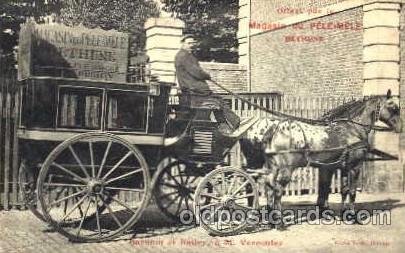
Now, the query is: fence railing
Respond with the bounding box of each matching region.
[0,70,23,210]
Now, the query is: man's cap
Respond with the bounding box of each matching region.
[181,34,197,42]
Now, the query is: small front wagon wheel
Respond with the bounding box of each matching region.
[37,133,151,242]
[153,159,200,222]
[194,166,259,236]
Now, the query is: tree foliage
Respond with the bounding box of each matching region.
[59,0,160,57]
[162,0,239,63]
[0,0,60,69]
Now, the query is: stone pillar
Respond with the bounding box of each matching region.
[238,0,250,65]
[363,2,401,96]
[145,18,184,83]
[362,2,402,192]
[238,0,251,91]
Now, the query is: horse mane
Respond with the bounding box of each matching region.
[321,97,378,121]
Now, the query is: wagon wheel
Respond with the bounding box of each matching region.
[37,133,151,242]
[18,161,46,222]
[194,166,259,236]
[152,159,201,222]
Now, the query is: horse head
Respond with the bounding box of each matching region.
[378,90,401,133]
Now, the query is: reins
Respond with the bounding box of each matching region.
[209,79,328,125]
[209,79,391,132]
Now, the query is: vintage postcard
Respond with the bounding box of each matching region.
[0,0,404,252]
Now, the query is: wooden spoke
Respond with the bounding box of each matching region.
[227,176,237,195]
[68,145,90,178]
[101,197,123,228]
[188,176,199,185]
[97,141,112,178]
[232,180,249,197]
[104,187,144,193]
[162,182,179,189]
[200,193,221,200]
[52,162,87,184]
[233,193,255,200]
[200,202,222,211]
[47,189,87,211]
[110,197,136,214]
[221,173,227,194]
[89,142,95,178]
[184,195,191,211]
[102,151,133,180]
[174,197,184,217]
[175,164,185,185]
[105,168,143,184]
[76,196,92,236]
[94,195,102,235]
[73,188,85,218]
[43,183,86,188]
[166,171,181,186]
[60,193,88,222]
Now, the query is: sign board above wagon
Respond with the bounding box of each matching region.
[18,21,129,82]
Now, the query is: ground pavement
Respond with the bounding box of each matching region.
[1,193,405,253]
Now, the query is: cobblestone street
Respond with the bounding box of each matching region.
[1,193,405,253]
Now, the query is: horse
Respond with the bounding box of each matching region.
[239,90,401,225]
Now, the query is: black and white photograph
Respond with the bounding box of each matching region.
[0,0,405,252]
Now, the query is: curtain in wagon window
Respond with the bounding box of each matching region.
[108,97,118,128]
[85,96,101,128]
[60,94,78,127]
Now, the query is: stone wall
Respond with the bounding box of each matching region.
[200,62,247,93]
[251,0,349,23]
[396,3,405,192]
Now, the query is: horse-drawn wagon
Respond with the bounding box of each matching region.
[17,74,262,242]
[18,73,401,241]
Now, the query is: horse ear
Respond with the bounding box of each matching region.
[386,89,392,99]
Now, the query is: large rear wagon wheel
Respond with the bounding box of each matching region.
[37,133,151,242]
[194,166,259,236]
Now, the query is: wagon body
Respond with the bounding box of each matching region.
[18,76,243,242]
[18,77,171,170]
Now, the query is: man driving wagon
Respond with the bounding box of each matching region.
[174,35,240,135]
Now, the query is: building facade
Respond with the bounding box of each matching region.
[238,0,405,192]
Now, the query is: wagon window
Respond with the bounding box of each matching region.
[58,87,103,129]
[106,91,147,131]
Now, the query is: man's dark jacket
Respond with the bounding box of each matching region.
[175,48,211,95]
[174,48,240,130]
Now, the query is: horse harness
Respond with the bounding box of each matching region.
[264,119,372,170]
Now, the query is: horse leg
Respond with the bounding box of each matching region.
[264,170,286,229]
[317,168,334,211]
[347,164,361,222]
[272,169,292,230]
[340,169,350,216]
